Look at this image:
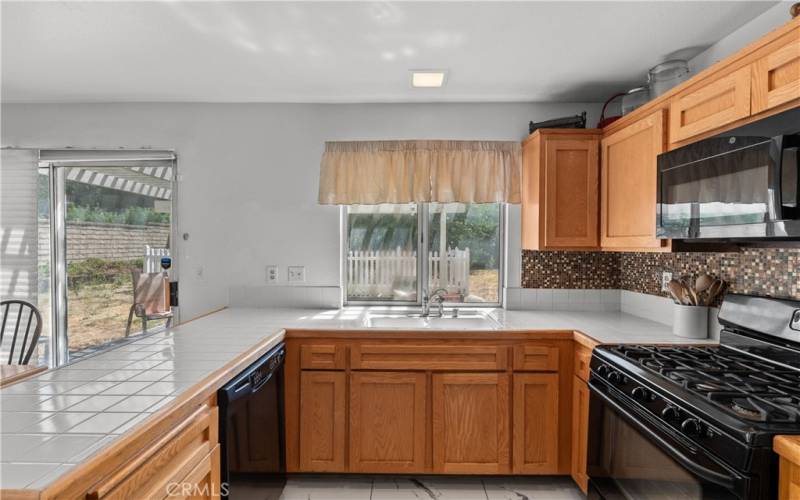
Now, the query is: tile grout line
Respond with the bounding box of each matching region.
[481,479,489,500]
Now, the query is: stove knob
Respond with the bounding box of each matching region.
[661,406,681,422]
[631,386,650,401]
[597,365,609,378]
[681,418,703,436]
[607,371,622,384]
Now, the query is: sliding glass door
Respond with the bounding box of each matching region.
[28,150,177,366]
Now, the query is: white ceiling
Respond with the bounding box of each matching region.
[0,1,778,103]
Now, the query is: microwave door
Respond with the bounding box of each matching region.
[658,138,775,238]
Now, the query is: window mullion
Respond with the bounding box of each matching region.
[417,203,427,305]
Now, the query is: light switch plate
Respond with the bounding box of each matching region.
[661,271,673,292]
[288,266,306,282]
[266,265,279,284]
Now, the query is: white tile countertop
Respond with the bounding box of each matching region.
[0,306,715,491]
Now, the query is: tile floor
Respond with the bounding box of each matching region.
[236,475,585,500]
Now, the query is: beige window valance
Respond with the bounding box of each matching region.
[318,140,522,205]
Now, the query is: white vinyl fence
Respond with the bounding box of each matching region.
[347,247,470,298]
[143,245,171,273]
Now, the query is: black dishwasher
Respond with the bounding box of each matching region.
[218,342,285,499]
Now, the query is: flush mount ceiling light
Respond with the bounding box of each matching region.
[411,70,447,88]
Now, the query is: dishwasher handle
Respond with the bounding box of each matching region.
[221,344,284,404]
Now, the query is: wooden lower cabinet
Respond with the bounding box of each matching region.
[512,373,559,474]
[299,371,346,472]
[350,371,427,472]
[570,376,590,493]
[775,436,800,500]
[287,337,578,482]
[170,445,222,500]
[432,373,511,474]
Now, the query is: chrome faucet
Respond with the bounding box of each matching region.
[420,288,449,317]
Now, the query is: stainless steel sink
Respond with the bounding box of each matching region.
[363,312,499,329]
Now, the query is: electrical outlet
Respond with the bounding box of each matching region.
[288,266,306,282]
[661,271,673,292]
[266,265,279,284]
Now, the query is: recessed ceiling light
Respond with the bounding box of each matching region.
[411,70,447,88]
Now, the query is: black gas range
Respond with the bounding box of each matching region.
[587,294,800,500]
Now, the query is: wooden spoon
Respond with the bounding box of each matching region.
[681,279,698,305]
[668,279,687,305]
[705,279,725,306]
[695,273,713,293]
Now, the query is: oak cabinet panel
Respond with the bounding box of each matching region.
[299,371,346,472]
[522,130,601,250]
[300,344,346,370]
[349,372,427,472]
[432,373,511,474]
[600,110,667,250]
[752,27,800,115]
[512,344,560,372]
[351,343,508,371]
[512,373,559,474]
[669,66,751,144]
[570,376,590,493]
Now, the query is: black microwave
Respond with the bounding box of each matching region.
[656,107,800,240]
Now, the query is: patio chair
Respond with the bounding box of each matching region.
[0,299,43,365]
[125,270,173,337]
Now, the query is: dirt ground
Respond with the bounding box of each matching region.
[67,282,165,352]
[468,269,500,303]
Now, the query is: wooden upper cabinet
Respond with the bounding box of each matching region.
[600,110,667,250]
[432,373,510,474]
[669,66,751,144]
[512,373,559,474]
[522,130,601,250]
[349,372,427,473]
[299,371,346,472]
[752,26,800,115]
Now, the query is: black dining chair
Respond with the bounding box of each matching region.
[0,299,43,365]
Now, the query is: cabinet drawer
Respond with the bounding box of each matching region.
[168,445,222,500]
[512,345,559,372]
[669,66,751,143]
[88,404,218,499]
[574,344,592,382]
[351,344,508,371]
[300,343,346,370]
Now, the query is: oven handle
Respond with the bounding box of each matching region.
[590,380,743,491]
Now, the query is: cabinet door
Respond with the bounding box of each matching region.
[432,373,510,474]
[169,445,222,500]
[544,138,600,248]
[778,457,800,500]
[570,377,590,493]
[600,110,666,250]
[299,371,346,472]
[350,372,427,473]
[512,373,559,474]
[752,27,800,115]
[669,66,751,144]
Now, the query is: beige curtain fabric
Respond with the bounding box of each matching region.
[318,140,521,204]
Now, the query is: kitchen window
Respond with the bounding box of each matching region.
[344,202,504,306]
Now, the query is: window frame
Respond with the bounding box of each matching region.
[341,203,505,308]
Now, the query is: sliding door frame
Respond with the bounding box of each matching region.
[39,150,179,367]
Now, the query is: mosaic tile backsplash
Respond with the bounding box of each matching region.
[521,248,800,300]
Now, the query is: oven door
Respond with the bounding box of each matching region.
[587,378,752,500]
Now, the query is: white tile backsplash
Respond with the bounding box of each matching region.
[505,288,620,312]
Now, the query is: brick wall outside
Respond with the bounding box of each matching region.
[38,220,169,263]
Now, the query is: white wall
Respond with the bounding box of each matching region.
[689,1,795,74]
[1,102,602,317]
